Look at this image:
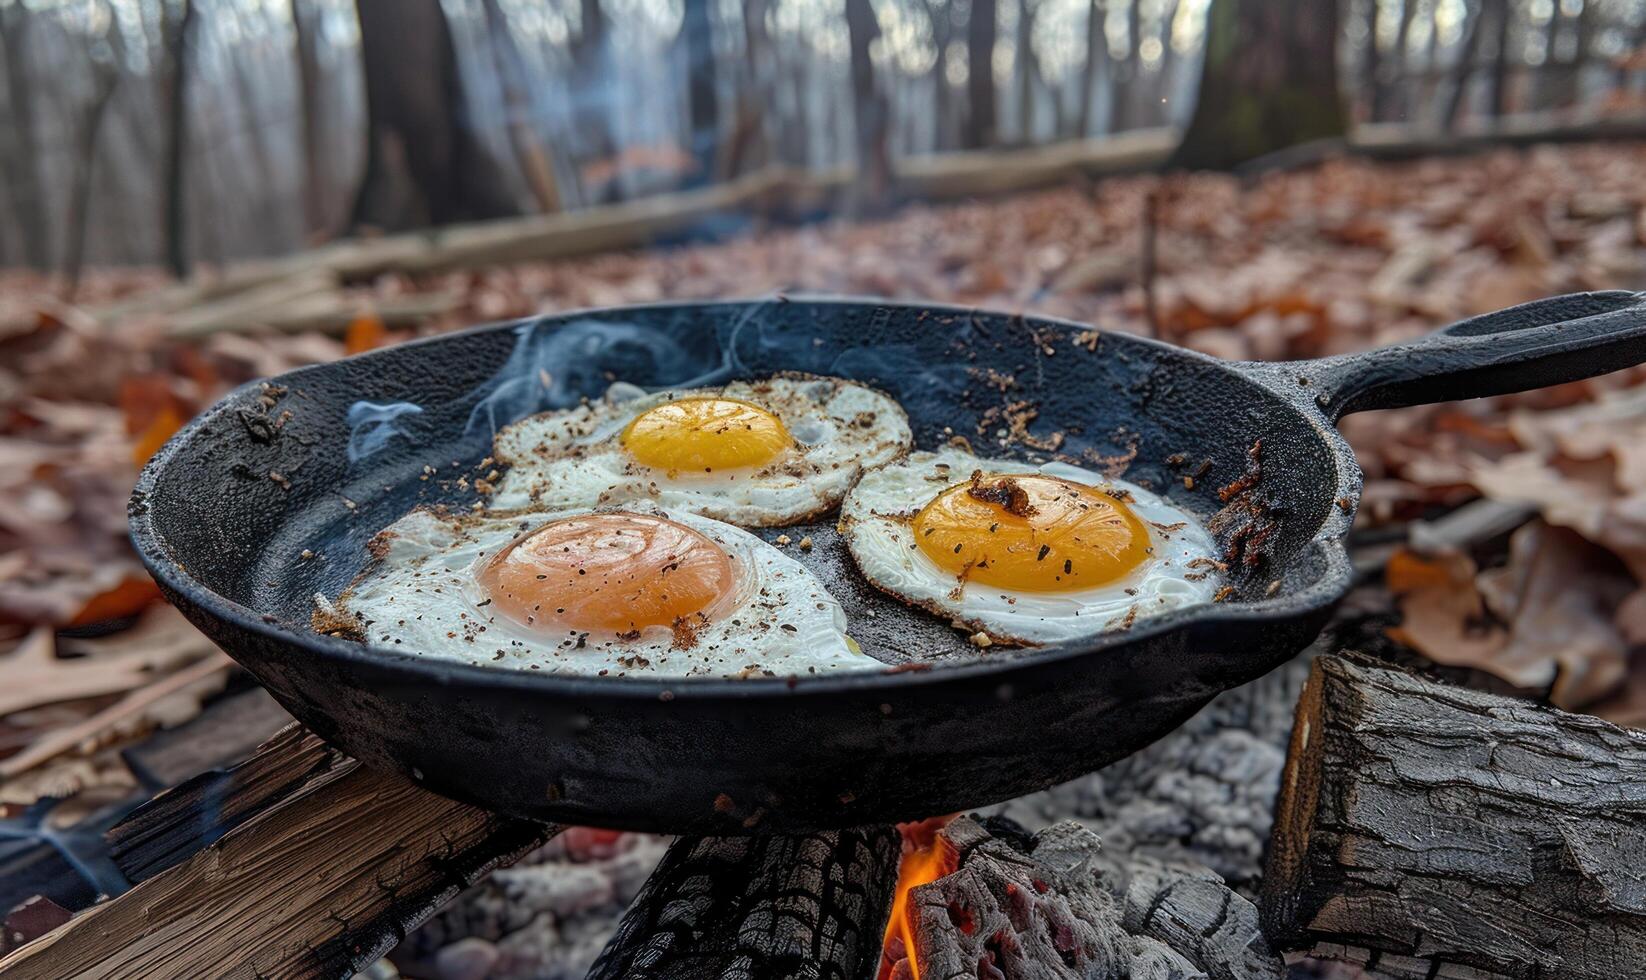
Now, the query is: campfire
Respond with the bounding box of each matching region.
[879,817,959,980]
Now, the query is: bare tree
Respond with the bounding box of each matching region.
[0,5,50,270]
[159,0,197,278]
[1170,0,1347,170]
[1487,0,1512,116]
[919,0,958,150]
[1148,0,1182,127]
[569,0,617,203]
[1444,0,1487,129]
[349,0,520,231]
[965,0,999,147]
[1540,0,1599,109]
[1014,0,1045,143]
[717,0,774,179]
[1107,0,1142,132]
[681,0,719,187]
[481,0,560,212]
[1077,0,1109,136]
[1372,0,1419,121]
[63,1,122,297]
[291,0,327,238]
[846,0,893,209]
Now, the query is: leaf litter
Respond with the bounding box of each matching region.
[5,142,1646,796]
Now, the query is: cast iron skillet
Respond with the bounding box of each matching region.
[130,292,1646,834]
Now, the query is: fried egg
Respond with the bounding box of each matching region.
[487,375,911,526]
[839,449,1223,645]
[320,504,882,678]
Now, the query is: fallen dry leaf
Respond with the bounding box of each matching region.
[1389,523,1634,710]
[0,606,217,719]
[344,311,389,355]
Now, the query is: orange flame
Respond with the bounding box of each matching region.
[879,816,958,980]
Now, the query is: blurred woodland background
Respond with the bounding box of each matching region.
[3,0,1646,281]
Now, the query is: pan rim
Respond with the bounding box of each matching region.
[130,296,1359,700]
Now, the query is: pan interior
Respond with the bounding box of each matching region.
[147,300,1345,670]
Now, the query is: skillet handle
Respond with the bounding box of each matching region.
[1301,290,1646,421]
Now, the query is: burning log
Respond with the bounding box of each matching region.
[588,827,900,980]
[1262,656,1646,980]
[0,725,557,979]
[886,815,1282,980]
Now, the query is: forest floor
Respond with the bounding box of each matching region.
[3,142,1646,932]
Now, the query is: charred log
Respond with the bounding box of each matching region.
[895,816,1282,979]
[588,828,900,980]
[1262,656,1646,980]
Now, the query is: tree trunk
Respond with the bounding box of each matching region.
[481,0,560,212]
[1358,0,1380,121]
[1373,0,1417,122]
[1107,0,1142,132]
[681,0,719,188]
[160,0,196,278]
[588,829,900,980]
[716,0,772,179]
[62,26,120,299]
[965,0,998,147]
[1487,0,1512,117]
[846,0,894,211]
[1077,0,1107,136]
[1443,0,1487,129]
[0,6,49,270]
[1014,0,1038,143]
[290,0,328,238]
[1262,656,1646,980]
[349,0,520,231]
[1168,0,1347,171]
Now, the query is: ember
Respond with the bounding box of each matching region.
[879,816,959,980]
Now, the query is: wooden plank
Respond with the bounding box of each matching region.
[1,729,557,979]
[105,723,344,884]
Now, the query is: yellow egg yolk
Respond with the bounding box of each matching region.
[912,473,1149,593]
[619,397,793,472]
[478,513,735,634]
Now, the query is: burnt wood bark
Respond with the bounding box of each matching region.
[0,725,557,979]
[588,827,900,980]
[1169,0,1348,171]
[900,817,1282,980]
[1262,656,1646,980]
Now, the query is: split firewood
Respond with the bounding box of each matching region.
[894,815,1281,980]
[1262,656,1646,980]
[587,827,901,980]
[0,725,557,979]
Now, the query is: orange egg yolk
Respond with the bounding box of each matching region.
[912,473,1148,593]
[619,397,793,472]
[477,513,735,634]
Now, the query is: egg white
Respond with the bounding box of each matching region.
[839,448,1224,645]
[487,375,911,527]
[322,504,884,678]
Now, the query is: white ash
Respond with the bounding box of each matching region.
[391,831,669,980]
[978,648,1313,888]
